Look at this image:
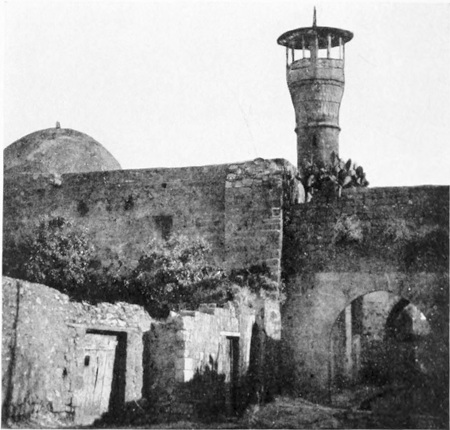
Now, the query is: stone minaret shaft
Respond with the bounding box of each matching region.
[277,10,353,177]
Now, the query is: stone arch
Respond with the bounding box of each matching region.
[282,272,448,395]
[328,290,432,393]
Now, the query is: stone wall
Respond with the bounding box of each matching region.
[225,158,301,281]
[281,186,449,398]
[147,291,282,421]
[283,185,449,275]
[2,277,152,426]
[2,276,283,426]
[4,165,228,270]
[4,159,300,281]
[147,305,241,420]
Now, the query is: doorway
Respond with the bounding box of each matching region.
[225,336,240,414]
[74,330,127,425]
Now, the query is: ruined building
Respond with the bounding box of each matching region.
[2,11,448,427]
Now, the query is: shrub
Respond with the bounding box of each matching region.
[333,215,364,244]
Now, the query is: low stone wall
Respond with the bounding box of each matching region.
[2,277,284,426]
[2,277,153,425]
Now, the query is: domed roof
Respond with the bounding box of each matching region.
[4,125,121,175]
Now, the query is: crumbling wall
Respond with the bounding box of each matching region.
[281,186,449,399]
[2,277,153,425]
[2,277,79,423]
[147,304,243,420]
[147,293,282,421]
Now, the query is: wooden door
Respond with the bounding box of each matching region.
[74,333,118,425]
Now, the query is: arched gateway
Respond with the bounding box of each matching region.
[282,272,448,396]
[281,186,449,400]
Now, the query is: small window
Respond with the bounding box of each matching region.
[84,356,90,366]
[153,215,173,241]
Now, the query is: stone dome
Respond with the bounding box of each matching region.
[4,126,121,175]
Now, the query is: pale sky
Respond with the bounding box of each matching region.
[3,1,450,187]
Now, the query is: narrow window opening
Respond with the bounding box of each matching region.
[153,215,173,241]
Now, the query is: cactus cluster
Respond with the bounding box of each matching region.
[302,152,369,200]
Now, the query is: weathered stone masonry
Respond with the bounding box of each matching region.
[225,158,301,281]
[145,293,282,420]
[4,165,229,269]
[2,277,152,424]
[281,186,449,396]
[3,9,449,427]
[2,277,281,425]
[4,159,301,282]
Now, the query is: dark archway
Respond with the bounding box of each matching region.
[281,270,448,421]
[328,289,443,418]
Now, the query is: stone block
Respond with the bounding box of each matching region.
[175,369,184,382]
[183,369,194,381]
[184,358,195,370]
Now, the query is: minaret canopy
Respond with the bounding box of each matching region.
[277,26,353,50]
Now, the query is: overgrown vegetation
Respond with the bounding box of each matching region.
[3,218,281,318]
[122,235,227,317]
[3,217,94,295]
[333,214,364,244]
[330,215,448,271]
[302,152,369,200]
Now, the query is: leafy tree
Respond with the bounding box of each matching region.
[3,219,280,316]
[228,264,282,299]
[125,235,227,317]
[3,217,94,295]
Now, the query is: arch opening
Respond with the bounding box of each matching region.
[328,290,438,415]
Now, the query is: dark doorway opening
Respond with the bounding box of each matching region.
[227,336,240,413]
[328,290,436,419]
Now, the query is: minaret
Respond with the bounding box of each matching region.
[277,8,353,177]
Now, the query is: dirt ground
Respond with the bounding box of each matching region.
[4,395,446,429]
[100,396,446,429]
